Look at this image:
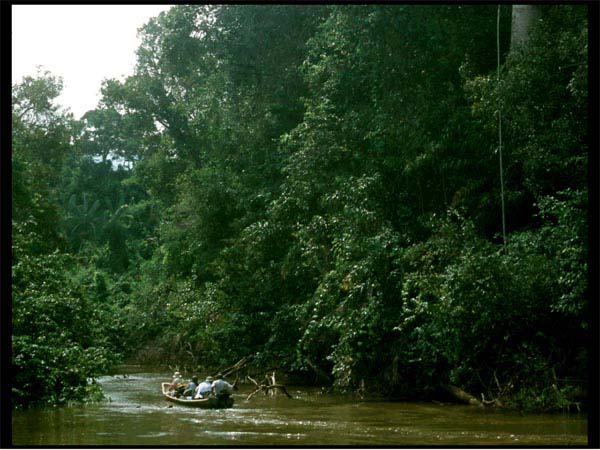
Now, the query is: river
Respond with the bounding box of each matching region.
[11,368,587,446]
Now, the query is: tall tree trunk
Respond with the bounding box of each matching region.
[510,5,540,50]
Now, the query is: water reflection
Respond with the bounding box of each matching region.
[12,371,587,446]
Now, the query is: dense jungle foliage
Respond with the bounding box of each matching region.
[12,5,589,411]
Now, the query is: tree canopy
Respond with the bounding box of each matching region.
[12,5,589,412]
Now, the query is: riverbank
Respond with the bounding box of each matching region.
[108,361,587,415]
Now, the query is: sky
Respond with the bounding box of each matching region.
[12,5,173,119]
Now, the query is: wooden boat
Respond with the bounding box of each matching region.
[161,382,234,408]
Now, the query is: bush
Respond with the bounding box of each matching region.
[394,203,586,409]
[12,225,115,407]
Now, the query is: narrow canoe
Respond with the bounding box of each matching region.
[161,382,234,409]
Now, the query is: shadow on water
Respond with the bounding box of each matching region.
[12,370,588,446]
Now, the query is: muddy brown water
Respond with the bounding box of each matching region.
[11,369,587,446]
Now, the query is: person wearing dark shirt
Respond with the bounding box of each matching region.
[182,376,199,398]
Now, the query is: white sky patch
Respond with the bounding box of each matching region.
[12,4,173,119]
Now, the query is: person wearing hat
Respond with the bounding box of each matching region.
[168,371,185,396]
[211,373,234,397]
[194,376,214,399]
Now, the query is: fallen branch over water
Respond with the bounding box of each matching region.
[246,371,292,401]
[446,385,484,408]
[221,355,254,379]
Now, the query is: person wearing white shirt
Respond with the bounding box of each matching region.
[211,373,234,397]
[168,371,184,396]
[194,376,214,399]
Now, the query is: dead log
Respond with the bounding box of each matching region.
[247,375,260,387]
[221,355,254,379]
[446,385,484,408]
[481,392,504,408]
[247,383,293,401]
[269,384,292,398]
[246,371,293,401]
[247,367,279,380]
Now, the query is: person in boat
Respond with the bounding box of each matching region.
[168,371,185,397]
[211,373,234,398]
[194,376,214,399]
[182,376,199,398]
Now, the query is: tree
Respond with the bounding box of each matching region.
[511,5,540,50]
[12,70,75,255]
[12,6,587,412]
[12,70,117,407]
[102,197,134,273]
[63,193,103,249]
